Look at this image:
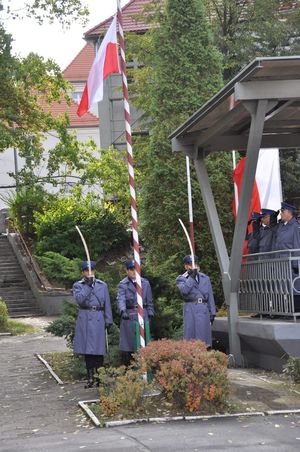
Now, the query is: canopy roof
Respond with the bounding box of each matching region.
[170,56,300,154]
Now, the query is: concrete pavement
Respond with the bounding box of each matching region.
[1,318,300,451]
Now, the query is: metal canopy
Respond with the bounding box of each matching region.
[170,56,300,366]
[170,56,300,156]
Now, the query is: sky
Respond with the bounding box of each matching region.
[3,0,129,70]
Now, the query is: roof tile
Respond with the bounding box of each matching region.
[62,43,95,81]
[40,96,99,128]
[85,0,152,39]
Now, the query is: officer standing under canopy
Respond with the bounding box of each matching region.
[117,260,154,366]
[73,261,113,388]
[248,208,279,256]
[272,202,300,311]
[176,255,216,348]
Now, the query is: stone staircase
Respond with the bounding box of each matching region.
[0,235,42,317]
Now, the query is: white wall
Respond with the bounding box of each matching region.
[0,126,101,209]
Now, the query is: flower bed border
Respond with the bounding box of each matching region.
[36,353,300,428]
[35,353,64,385]
[77,399,300,428]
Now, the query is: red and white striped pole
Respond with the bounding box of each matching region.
[117,0,145,349]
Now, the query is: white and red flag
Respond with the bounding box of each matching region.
[77,15,120,117]
[233,148,282,219]
[232,149,283,255]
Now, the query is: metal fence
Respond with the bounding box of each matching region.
[238,249,300,320]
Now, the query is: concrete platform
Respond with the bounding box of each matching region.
[213,317,300,371]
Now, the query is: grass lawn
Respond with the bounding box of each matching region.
[3,319,36,335]
[42,351,86,382]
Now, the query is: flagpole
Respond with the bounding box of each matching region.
[186,156,195,252]
[229,95,239,216]
[232,150,239,215]
[117,0,145,349]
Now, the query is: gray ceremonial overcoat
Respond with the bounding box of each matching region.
[272,217,300,293]
[73,279,112,355]
[117,276,154,352]
[176,271,216,346]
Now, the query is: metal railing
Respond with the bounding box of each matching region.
[239,249,300,320]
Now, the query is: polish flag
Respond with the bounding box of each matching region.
[233,148,282,218]
[233,149,283,254]
[77,16,120,117]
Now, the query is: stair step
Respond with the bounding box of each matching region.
[8,311,42,318]
[0,286,32,296]
[1,297,35,303]
[0,236,42,316]
[0,280,30,286]
[6,305,38,311]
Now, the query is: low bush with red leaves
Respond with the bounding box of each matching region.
[133,339,230,413]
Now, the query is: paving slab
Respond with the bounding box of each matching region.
[1,316,300,451]
[0,329,94,442]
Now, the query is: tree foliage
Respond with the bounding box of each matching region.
[280,149,300,204]
[128,0,233,304]
[80,146,142,224]
[33,188,129,259]
[203,0,300,79]
[1,0,88,26]
[0,0,91,183]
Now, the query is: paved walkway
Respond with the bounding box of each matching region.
[0,323,96,442]
[1,317,300,452]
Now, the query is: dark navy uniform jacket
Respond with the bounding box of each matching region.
[248,225,274,256]
[272,217,300,258]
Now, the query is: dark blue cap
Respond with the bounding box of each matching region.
[125,260,135,269]
[261,208,276,216]
[251,211,262,220]
[81,261,96,271]
[183,255,199,264]
[281,202,296,212]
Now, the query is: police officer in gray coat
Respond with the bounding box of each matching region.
[117,260,154,365]
[272,202,300,311]
[73,261,113,388]
[176,255,216,347]
[248,209,278,257]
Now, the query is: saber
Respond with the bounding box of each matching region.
[106,329,109,355]
[179,218,195,268]
[75,225,92,276]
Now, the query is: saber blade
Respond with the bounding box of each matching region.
[179,218,195,268]
[75,225,92,275]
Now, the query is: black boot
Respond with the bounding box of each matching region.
[93,368,100,388]
[84,368,94,389]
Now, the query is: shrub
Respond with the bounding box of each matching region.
[98,367,146,417]
[36,252,81,288]
[46,301,78,348]
[7,186,54,238]
[33,190,129,259]
[134,339,230,413]
[0,299,8,331]
[283,356,300,384]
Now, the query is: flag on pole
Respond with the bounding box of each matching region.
[232,149,283,255]
[232,149,282,219]
[77,16,120,117]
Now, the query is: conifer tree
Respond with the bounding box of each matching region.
[135,0,233,304]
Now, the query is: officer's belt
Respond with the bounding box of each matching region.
[185,298,207,303]
[80,306,104,311]
[126,303,148,309]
